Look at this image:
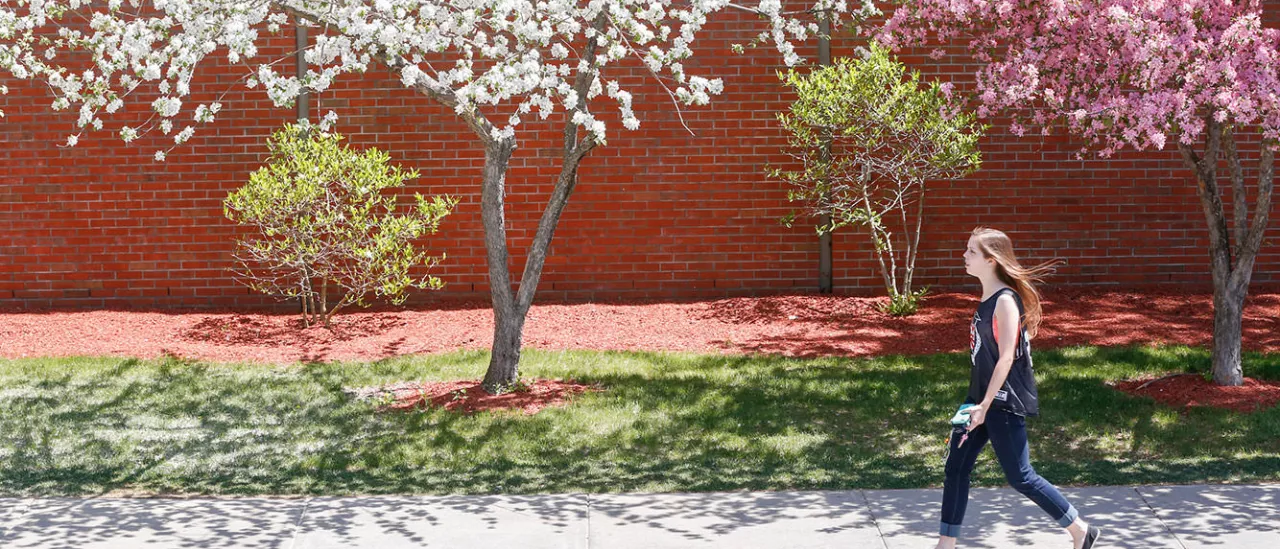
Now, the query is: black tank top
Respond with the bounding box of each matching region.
[967,287,1040,416]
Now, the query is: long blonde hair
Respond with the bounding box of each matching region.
[971,227,1062,340]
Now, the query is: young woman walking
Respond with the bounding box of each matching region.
[937,227,1101,549]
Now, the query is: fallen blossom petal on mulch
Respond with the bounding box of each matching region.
[345,379,599,415]
[1,291,1278,364]
[1113,374,1280,413]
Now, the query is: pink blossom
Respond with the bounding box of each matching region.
[1150,131,1167,149]
[878,0,1280,154]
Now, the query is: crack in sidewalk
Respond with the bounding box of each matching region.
[286,497,312,549]
[1135,486,1188,549]
[858,490,891,549]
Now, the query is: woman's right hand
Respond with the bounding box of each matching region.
[966,404,987,431]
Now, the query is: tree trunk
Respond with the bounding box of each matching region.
[857,166,895,297]
[301,274,314,327]
[300,292,310,328]
[1179,122,1275,386]
[479,127,598,393]
[816,13,833,294]
[478,17,606,394]
[1211,283,1246,386]
[372,15,606,393]
[479,139,521,393]
[903,183,926,296]
[483,305,526,392]
[320,279,328,323]
[325,295,353,329]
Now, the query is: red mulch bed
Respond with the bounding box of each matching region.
[1113,374,1280,414]
[372,379,598,415]
[3,290,1277,363]
[3,290,1279,413]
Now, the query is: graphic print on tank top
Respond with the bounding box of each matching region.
[969,312,982,366]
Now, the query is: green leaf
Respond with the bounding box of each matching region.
[223,123,456,318]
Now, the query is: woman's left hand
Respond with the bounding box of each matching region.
[967,404,987,431]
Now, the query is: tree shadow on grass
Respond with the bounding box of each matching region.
[1,347,1277,503]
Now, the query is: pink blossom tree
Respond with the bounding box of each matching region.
[880,0,1278,386]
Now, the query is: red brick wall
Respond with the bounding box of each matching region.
[1,10,1278,310]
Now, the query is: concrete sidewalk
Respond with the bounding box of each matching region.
[0,484,1275,548]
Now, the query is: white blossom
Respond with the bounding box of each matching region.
[400,63,424,87]
[320,110,339,131]
[0,0,856,153]
[194,104,214,123]
[77,105,94,127]
[152,97,182,117]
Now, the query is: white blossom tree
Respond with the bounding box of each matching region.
[1,0,877,392]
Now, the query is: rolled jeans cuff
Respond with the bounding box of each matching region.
[1056,505,1079,528]
[939,522,962,538]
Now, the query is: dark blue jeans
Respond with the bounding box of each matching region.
[940,408,1078,538]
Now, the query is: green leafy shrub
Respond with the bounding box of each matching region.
[225,124,458,327]
[773,43,985,315]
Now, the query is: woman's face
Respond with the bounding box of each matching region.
[963,236,991,277]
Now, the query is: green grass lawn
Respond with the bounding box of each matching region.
[1,345,1278,496]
